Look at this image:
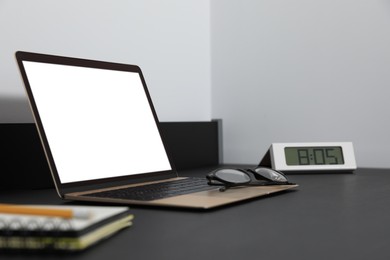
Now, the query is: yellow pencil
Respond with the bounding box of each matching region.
[0,204,91,219]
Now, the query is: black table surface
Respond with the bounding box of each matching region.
[1,167,390,260]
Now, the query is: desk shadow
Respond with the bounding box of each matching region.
[0,97,34,123]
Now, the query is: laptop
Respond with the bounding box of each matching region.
[15,51,297,209]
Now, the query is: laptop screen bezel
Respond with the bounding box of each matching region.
[15,51,178,197]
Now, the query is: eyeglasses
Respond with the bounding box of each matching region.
[206,167,294,192]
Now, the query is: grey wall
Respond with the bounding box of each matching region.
[0,0,211,122]
[2,1,390,168]
[211,0,390,168]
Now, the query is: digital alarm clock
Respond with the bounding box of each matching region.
[259,142,357,173]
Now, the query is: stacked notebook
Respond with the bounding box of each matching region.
[0,205,133,252]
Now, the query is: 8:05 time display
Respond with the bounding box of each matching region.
[284,147,344,166]
[259,142,357,173]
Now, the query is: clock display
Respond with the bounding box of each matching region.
[285,147,344,166]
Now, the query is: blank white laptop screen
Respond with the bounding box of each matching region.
[22,61,172,184]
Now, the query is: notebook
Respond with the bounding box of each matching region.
[0,205,133,251]
[15,51,297,209]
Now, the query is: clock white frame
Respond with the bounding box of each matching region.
[261,142,357,172]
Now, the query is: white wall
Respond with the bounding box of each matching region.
[211,0,390,168]
[0,0,211,122]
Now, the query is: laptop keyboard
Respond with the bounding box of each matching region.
[83,177,215,201]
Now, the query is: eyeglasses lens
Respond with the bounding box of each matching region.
[215,169,251,184]
[254,168,288,182]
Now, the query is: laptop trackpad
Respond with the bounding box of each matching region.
[155,185,297,209]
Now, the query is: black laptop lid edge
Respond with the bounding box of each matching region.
[15,51,178,197]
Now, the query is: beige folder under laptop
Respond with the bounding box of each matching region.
[16,51,297,209]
